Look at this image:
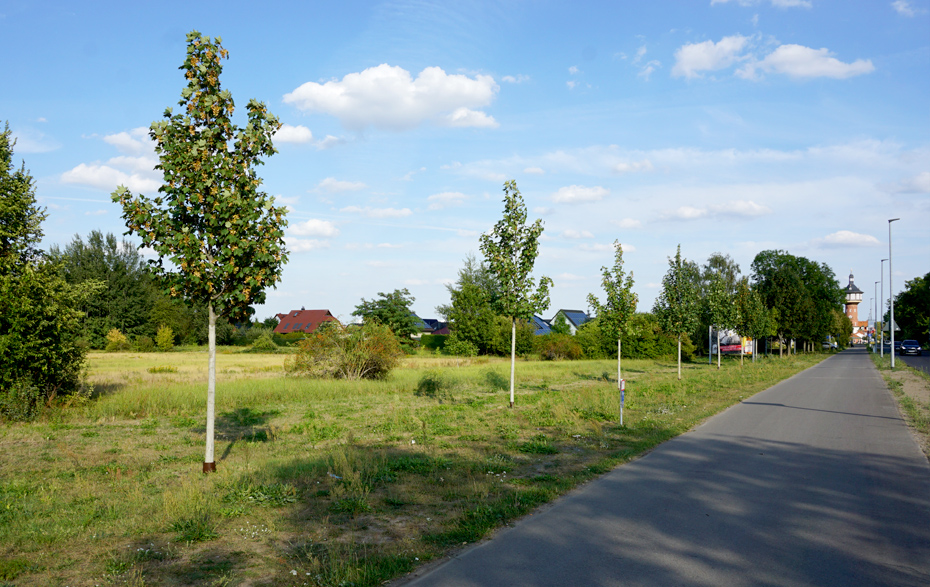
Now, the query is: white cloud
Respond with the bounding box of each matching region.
[638,60,661,81]
[578,243,619,252]
[85,209,107,216]
[811,230,882,248]
[738,44,874,80]
[427,191,468,210]
[557,273,586,281]
[291,218,340,238]
[672,35,751,78]
[502,74,530,83]
[614,218,643,229]
[11,127,61,153]
[533,207,554,215]
[61,163,161,193]
[614,159,654,174]
[661,200,772,220]
[442,107,499,128]
[524,166,545,175]
[569,65,580,75]
[401,167,427,181]
[286,237,332,253]
[890,171,930,193]
[283,64,499,131]
[103,127,151,154]
[316,177,367,192]
[562,229,595,239]
[340,205,412,218]
[275,124,314,144]
[633,45,648,65]
[377,242,403,249]
[315,135,345,150]
[552,185,610,204]
[566,80,578,90]
[892,0,919,16]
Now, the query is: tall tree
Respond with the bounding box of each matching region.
[479,180,552,407]
[49,230,158,347]
[1,123,96,416]
[112,32,288,473]
[437,255,500,354]
[734,278,769,365]
[653,245,701,380]
[587,240,638,382]
[353,288,419,342]
[892,272,929,342]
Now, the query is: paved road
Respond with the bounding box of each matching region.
[399,348,930,586]
[899,352,930,375]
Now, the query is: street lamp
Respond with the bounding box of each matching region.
[880,259,888,358]
[889,218,899,368]
[874,281,879,346]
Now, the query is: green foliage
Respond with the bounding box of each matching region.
[286,322,403,380]
[439,255,501,354]
[0,379,41,422]
[574,319,608,359]
[587,240,638,345]
[734,278,770,344]
[134,335,155,352]
[479,181,553,323]
[170,510,218,544]
[155,324,174,352]
[48,231,158,348]
[535,333,583,360]
[444,335,479,357]
[653,245,701,339]
[416,369,453,397]
[111,32,288,324]
[353,288,419,342]
[419,334,447,351]
[246,330,279,353]
[104,328,131,352]
[549,313,572,336]
[893,272,929,343]
[0,123,94,409]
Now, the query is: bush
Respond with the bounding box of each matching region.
[105,329,132,352]
[419,334,447,352]
[155,325,174,352]
[247,332,279,353]
[535,334,583,361]
[0,379,42,422]
[134,335,155,352]
[444,335,478,357]
[416,369,453,398]
[285,322,402,380]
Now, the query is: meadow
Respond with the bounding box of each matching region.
[0,349,826,587]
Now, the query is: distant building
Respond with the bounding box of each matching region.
[844,271,868,343]
[549,309,592,335]
[273,309,340,335]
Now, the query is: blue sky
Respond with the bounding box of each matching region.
[3,0,928,325]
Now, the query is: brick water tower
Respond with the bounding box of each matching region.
[844,271,867,341]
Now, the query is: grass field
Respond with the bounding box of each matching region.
[0,350,827,587]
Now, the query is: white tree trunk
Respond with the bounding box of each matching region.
[716,329,721,370]
[617,336,622,383]
[204,303,217,473]
[677,334,682,381]
[509,318,516,408]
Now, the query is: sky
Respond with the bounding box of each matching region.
[2,0,928,326]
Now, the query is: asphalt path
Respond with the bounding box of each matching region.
[898,352,930,375]
[399,347,930,587]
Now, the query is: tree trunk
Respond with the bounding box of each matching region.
[740,339,744,367]
[617,336,622,383]
[509,317,516,408]
[203,303,217,473]
[677,334,682,381]
[716,329,721,370]
[779,336,783,358]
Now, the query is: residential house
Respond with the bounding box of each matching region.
[549,309,592,335]
[273,309,340,335]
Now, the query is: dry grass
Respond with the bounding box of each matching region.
[0,351,825,586]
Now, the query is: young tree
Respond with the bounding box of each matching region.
[353,288,419,343]
[653,245,701,380]
[587,240,638,382]
[437,255,500,354]
[705,275,736,370]
[479,180,553,407]
[734,278,769,365]
[112,32,288,473]
[1,123,96,418]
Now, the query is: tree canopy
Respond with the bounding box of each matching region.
[653,245,701,379]
[354,288,419,341]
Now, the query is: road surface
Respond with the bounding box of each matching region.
[399,347,930,587]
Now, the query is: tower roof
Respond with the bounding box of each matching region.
[845,271,863,295]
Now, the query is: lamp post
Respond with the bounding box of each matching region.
[889,218,899,368]
[874,281,879,347]
[880,259,887,358]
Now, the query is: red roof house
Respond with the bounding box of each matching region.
[273,309,340,335]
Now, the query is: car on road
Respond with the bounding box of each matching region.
[894,340,903,353]
[899,340,923,356]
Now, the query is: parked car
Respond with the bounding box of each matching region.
[900,340,923,356]
[894,340,903,353]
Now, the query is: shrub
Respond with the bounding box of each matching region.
[134,335,155,352]
[285,322,402,380]
[416,368,454,398]
[155,325,174,352]
[104,328,131,352]
[247,331,279,353]
[444,335,478,357]
[0,379,41,422]
[535,334,583,361]
[419,334,448,352]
